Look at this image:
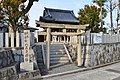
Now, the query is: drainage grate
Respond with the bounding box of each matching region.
[106,69,120,74]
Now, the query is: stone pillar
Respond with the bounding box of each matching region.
[77,29,82,66]
[63,29,66,43]
[23,30,30,62]
[67,36,69,43]
[46,28,51,70]
[54,36,57,42]
[20,30,35,71]
[16,31,20,47]
[58,36,60,42]
[0,33,3,47]
[11,33,14,47]
[5,33,9,47]
[77,36,82,66]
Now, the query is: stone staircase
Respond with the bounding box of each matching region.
[49,44,69,66]
[33,43,70,75]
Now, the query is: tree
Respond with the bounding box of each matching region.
[0,0,39,32]
[106,0,117,33]
[78,5,106,33]
[93,0,107,28]
[116,0,120,32]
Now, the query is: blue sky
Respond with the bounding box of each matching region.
[28,0,92,30]
[28,0,117,30]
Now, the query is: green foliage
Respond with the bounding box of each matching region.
[92,0,107,18]
[78,5,101,32]
[0,0,39,32]
[78,2,107,33]
[93,0,107,6]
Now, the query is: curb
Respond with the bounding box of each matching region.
[34,60,120,79]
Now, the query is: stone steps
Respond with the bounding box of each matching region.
[50,61,69,66]
[50,56,68,61]
[50,49,65,52]
[34,44,70,75]
[50,52,65,55]
[49,44,69,66]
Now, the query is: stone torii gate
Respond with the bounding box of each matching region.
[36,21,88,69]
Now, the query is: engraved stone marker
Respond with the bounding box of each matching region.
[24,30,30,62]
[20,30,35,71]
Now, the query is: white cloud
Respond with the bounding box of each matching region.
[91,3,100,8]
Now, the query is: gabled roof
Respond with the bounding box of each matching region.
[40,7,79,24]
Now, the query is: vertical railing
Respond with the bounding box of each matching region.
[63,44,73,63]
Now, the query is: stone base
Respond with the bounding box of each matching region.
[20,62,35,71]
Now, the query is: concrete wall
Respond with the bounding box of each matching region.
[82,43,120,67]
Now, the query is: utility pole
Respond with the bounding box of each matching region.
[100,0,103,28]
[116,0,120,33]
[109,0,114,33]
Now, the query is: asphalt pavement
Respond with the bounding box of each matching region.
[42,62,120,80]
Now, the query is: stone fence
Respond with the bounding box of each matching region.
[0,50,15,69]
[0,50,40,79]
[82,43,120,67]
[0,32,34,48]
[0,63,40,80]
[81,32,120,44]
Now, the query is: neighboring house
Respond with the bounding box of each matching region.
[36,7,87,43]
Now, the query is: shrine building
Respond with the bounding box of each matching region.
[36,7,88,44]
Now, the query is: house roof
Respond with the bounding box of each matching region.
[40,7,79,24]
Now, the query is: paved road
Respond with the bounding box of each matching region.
[42,62,120,80]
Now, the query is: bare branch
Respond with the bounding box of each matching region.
[21,0,39,15]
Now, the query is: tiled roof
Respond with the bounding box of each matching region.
[40,7,79,24]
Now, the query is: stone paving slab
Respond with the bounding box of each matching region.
[48,63,82,75]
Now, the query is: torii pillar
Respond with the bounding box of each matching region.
[77,29,82,66]
[46,28,51,70]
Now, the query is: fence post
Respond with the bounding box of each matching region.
[21,33,24,47]
[16,31,20,47]
[11,33,14,47]
[5,33,9,47]
[0,33,3,47]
